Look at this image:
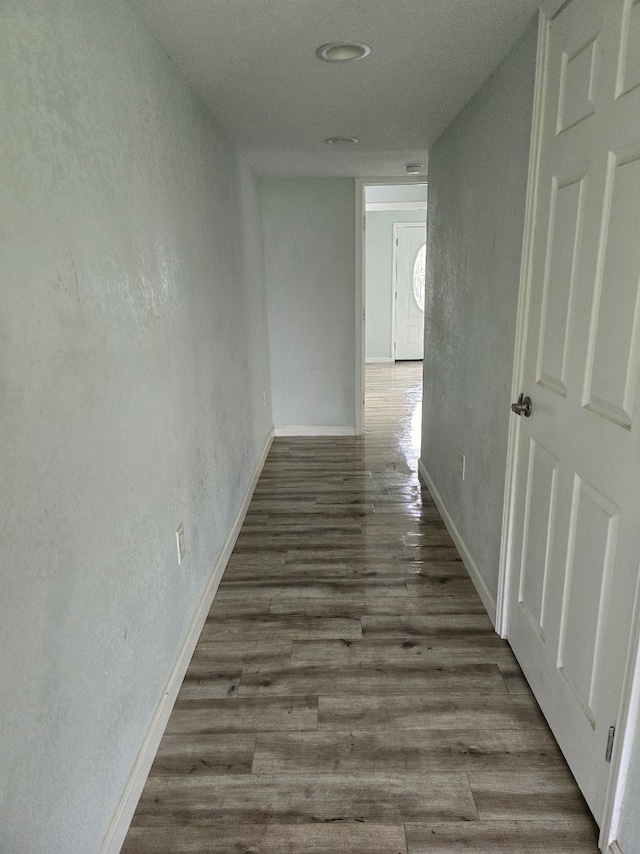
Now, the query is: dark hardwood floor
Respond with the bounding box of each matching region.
[123,362,599,853]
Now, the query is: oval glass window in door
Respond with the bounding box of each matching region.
[412,243,426,311]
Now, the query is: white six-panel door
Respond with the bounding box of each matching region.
[394,224,426,360]
[507,0,640,824]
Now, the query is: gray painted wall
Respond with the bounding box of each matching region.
[420,20,537,599]
[619,711,640,851]
[366,184,428,204]
[365,209,427,361]
[0,1,272,851]
[261,179,356,429]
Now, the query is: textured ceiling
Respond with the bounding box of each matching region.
[128,0,540,178]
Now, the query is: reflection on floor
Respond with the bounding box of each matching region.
[123,361,599,853]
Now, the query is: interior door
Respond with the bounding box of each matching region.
[394,224,426,360]
[507,0,640,823]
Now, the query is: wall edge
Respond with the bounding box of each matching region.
[418,458,497,627]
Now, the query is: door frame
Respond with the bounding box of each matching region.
[354,177,428,434]
[497,3,640,848]
[392,222,427,362]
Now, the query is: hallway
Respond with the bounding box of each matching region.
[123,363,599,853]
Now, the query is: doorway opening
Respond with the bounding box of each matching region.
[355,179,427,435]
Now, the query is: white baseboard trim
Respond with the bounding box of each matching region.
[366,357,394,363]
[274,426,356,437]
[100,429,274,854]
[418,458,497,627]
[608,842,624,854]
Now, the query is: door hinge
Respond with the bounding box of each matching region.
[605,726,615,763]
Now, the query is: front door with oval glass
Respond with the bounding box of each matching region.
[394,223,426,360]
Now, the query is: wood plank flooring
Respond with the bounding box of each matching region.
[123,362,599,854]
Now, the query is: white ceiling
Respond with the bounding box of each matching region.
[128,0,540,178]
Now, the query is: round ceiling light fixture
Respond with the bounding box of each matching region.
[316,42,371,62]
[325,136,359,145]
[405,163,424,174]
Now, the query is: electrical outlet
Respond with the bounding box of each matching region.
[176,523,186,565]
[460,453,466,481]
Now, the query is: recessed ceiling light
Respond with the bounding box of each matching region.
[405,163,424,174]
[325,136,359,145]
[316,42,371,62]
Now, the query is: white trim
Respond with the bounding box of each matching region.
[361,176,428,185]
[100,429,274,854]
[418,459,497,626]
[366,357,394,363]
[496,7,548,639]
[355,179,365,436]
[274,426,356,437]
[608,843,624,854]
[366,201,427,212]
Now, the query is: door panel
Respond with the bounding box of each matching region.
[508,0,640,824]
[519,440,559,640]
[557,34,598,133]
[558,476,619,725]
[537,175,586,396]
[585,149,640,426]
[617,0,640,97]
[394,224,426,360]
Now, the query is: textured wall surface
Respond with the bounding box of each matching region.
[420,20,537,597]
[619,708,640,852]
[365,184,428,204]
[0,1,272,851]
[261,179,356,429]
[365,209,427,361]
